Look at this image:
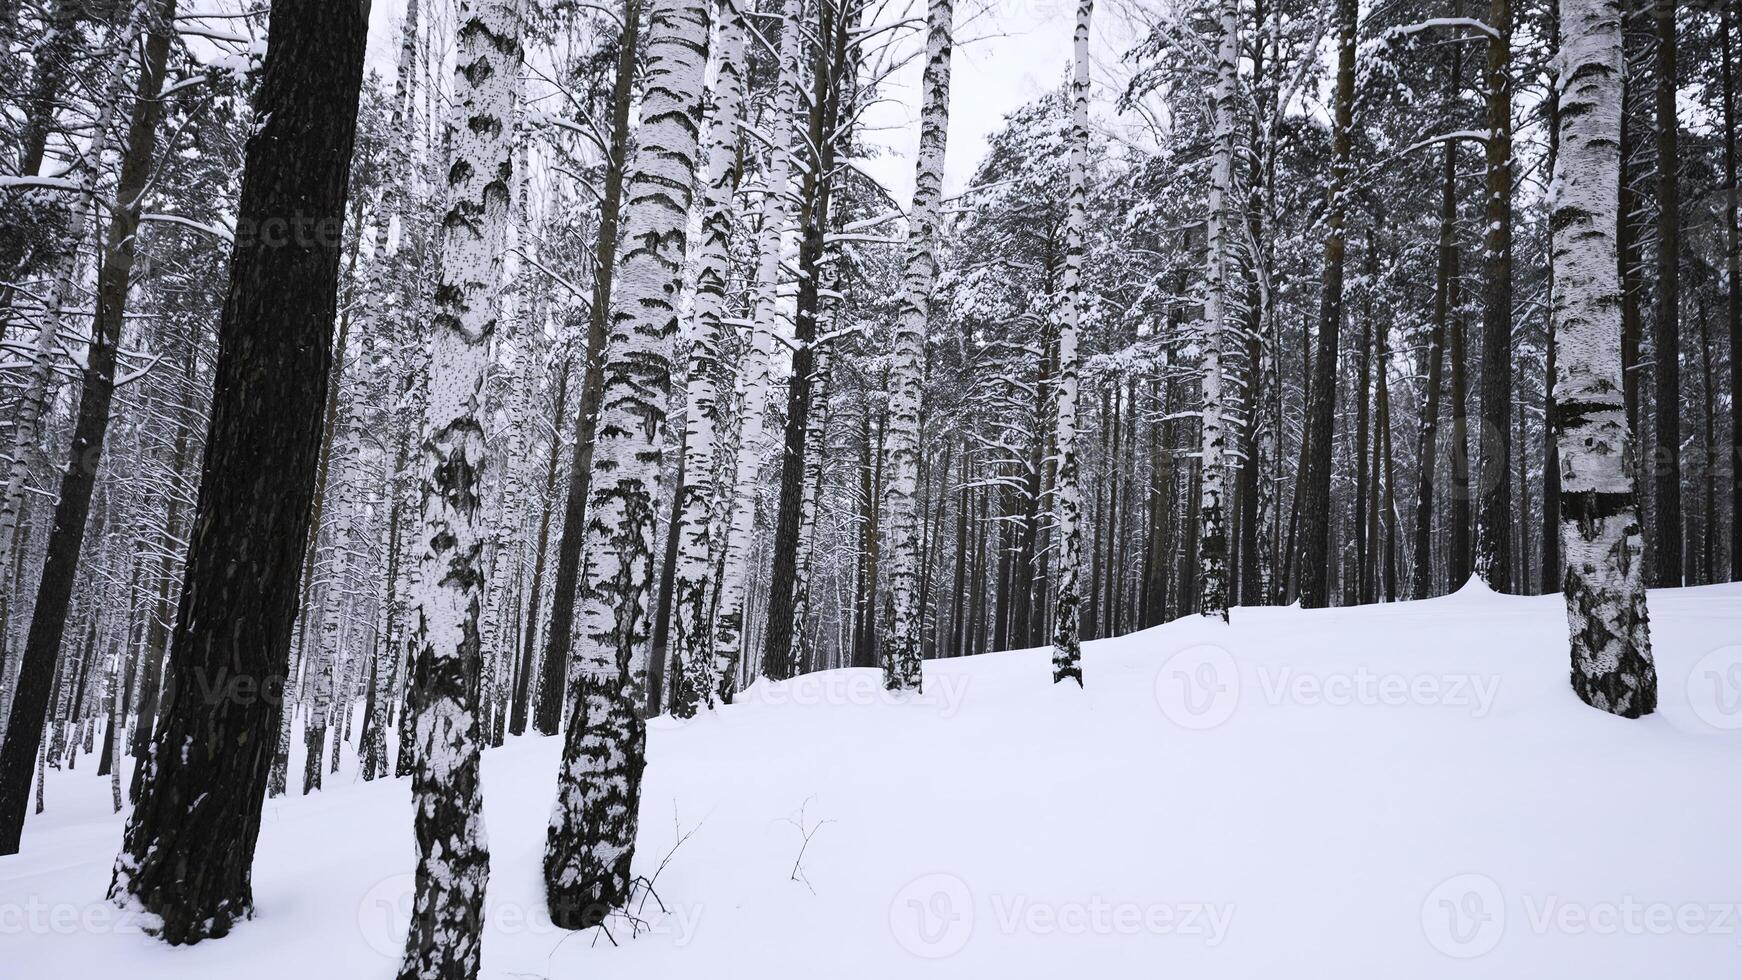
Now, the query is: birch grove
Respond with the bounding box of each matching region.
[0,0,1739,964]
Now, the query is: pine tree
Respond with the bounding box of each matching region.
[106,0,369,940]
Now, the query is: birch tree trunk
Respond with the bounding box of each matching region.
[399,0,523,973]
[714,0,801,697]
[545,0,708,928]
[882,0,954,692]
[1197,0,1236,621]
[668,0,747,719]
[1050,0,1090,682]
[1549,0,1657,717]
[107,0,368,940]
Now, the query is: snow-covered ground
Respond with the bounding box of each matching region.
[3,581,1739,978]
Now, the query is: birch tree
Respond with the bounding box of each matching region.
[714,0,801,697]
[1051,0,1090,682]
[668,0,747,718]
[882,0,954,692]
[399,0,523,972]
[545,0,709,928]
[1549,0,1658,717]
[1196,0,1236,621]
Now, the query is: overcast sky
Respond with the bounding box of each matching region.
[359,0,1146,205]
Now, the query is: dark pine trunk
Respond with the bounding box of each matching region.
[1294,0,1355,609]
[1650,0,1681,585]
[107,0,367,942]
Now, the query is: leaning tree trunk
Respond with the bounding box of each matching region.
[1549,0,1657,717]
[1050,0,1090,683]
[105,0,368,940]
[882,0,954,691]
[545,0,708,929]
[1196,0,1237,621]
[0,0,177,856]
[1293,0,1356,609]
[397,0,523,974]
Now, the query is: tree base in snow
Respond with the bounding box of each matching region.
[545,674,646,931]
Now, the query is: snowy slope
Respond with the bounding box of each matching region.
[2,582,1740,978]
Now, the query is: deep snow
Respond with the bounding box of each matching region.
[2,581,1739,978]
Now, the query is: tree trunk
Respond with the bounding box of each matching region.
[1293,0,1356,609]
[1474,0,1515,591]
[545,0,707,929]
[106,0,367,940]
[534,0,641,736]
[1550,0,1658,717]
[1650,0,1682,586]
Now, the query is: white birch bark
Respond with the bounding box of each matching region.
[1197,0,1237,621]
[545,0,709,928]
[1051,0,1092,683]
[668,0,747,719]
[1549,0,1657,717]
[881,0,954,692]
[399,0,521,972]
[711,0,801,699]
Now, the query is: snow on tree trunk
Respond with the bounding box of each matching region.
[544,0,708,929]
[1549,0,1658,718]
[1196,0,1236,622]
[713,0,800,699]
[882,0,954,692]
[668,0,747,719]
[398,0,522,973]
[1051,0,1091,683]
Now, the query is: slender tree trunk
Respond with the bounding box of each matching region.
[666,0,747,717]
[1051,0,1091,679]
[1196,0,1235,621]
[1474,0,1515,591]
[1293,0,1356,609]
[882,0,955,690]
[535,0,641,736]
[1721,0,1741,582]
[1650,0,1682,586]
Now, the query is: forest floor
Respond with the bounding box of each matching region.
[2,580,1739,978]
